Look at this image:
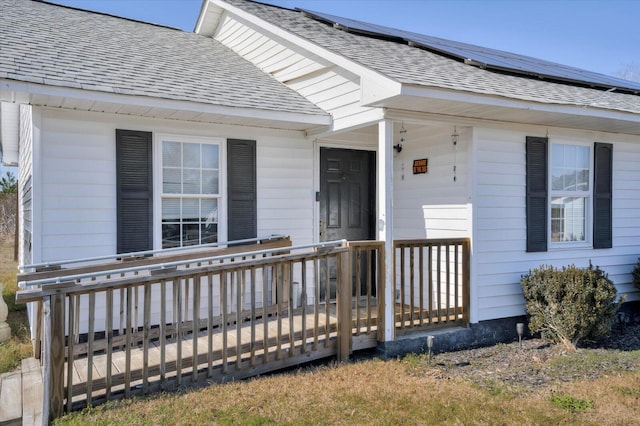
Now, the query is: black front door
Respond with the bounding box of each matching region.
[319,148,375,299]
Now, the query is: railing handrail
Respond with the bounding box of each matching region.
[17,239,347,290]
[19,234,289,271]
[393,237,470,247]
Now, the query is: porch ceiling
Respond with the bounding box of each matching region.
[372,93,640,136]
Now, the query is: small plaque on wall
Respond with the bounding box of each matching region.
[413,158,428,174]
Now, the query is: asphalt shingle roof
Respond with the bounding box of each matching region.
[225,0,640,115]
[0,0,328,118]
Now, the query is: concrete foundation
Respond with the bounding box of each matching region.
[376,301,640,358]
[377,316,528,359]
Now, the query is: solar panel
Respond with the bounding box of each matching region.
[299,8,640,94]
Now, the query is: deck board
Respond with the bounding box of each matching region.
[0,371,22,423]
[64,310,341,403]
[21,358,44,426]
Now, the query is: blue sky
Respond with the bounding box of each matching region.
[43,0,640,78]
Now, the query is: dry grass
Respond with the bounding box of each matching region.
[0,235,32,373]
[55,356,640,426]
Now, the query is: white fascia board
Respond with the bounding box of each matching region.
[194,0,221,35]
[210,0,401,101]
[0,79,331,127]
[0,101,19,165]
[398,85,640,125]
[306,108,385,138]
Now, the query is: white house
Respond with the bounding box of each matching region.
[2,0,640,352]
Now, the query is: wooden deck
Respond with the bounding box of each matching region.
[13,238,470,421]
[65,309,343,408]
[0,305,379,424]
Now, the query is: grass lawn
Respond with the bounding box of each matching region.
[0,235,32,373]
[55,345,640,425]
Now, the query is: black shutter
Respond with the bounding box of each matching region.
[593,142,613,249]
[116,129,153,254]
[526,136,548,252]
[227,139,257,243]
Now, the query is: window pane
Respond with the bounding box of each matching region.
[551,197,586,242]
[551,144,566,190]
[564,145,576,168]
[201,223,218,245]
[163,168,181,193]
[162,223,181,248]
[202,144,219,169]
[183,223,200,246]
[163,141,181,168]
[202,199,218,223]
[162,198,181,222]
[183,168,200,194]
[576,146,589,169]
[552,144,590,192]
[576,169,589,191]
[183,143,200,168]
[183,198,199,222]
[202,170,219,194]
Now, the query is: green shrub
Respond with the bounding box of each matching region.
[632,258,640,290]
[520,263,621,351]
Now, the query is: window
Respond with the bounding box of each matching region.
[526,137,612,252]
[160,137,221,248]
[117,131,258,253]
[550,144,590,244]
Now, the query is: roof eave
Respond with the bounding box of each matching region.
[0,79,331,130]
[367,84,640,135]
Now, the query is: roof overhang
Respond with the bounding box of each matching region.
[0,79,331,133]
[363,84,640,136]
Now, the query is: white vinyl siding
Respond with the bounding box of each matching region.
[215,14,378,131]
[34,108,315,334]
[393,124,470,240]
[473,127,640,323]
[37,108,315,260]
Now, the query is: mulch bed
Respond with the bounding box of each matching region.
[426,324,640,392]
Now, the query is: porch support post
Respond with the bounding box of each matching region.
[378,119,395,342]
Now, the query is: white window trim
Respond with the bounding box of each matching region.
[548,140,593,250]
[153,133,227,250]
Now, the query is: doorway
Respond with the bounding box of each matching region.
[319,147,376,300]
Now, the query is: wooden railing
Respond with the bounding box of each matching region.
[16,238,386,421]
[393,238,470,333]
[18,236,293,361]
[347,241,386,345]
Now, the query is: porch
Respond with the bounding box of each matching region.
[10,236,469,423]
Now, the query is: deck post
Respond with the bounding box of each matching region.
[462,239,471,324]
[376,243,386,342]
[378,119,395,342]
[337,250,352,362]
[48,292,66,420]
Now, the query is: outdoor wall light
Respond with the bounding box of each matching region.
[395,122,406,153]
[516,322,524,349]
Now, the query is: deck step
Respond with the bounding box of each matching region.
[21,359,43,426]
[0,370,22,425]
[0,358,43,426]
